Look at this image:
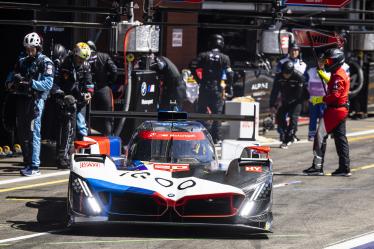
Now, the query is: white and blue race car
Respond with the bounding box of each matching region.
[67,115,273,232]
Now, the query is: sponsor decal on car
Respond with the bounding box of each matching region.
[245,166,263,173]
[139,131,205,140]
[79,161,103,168]
[153,163,190,172]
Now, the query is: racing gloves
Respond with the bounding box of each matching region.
[310,96,324,105]
[14,73,25,84]
[6,73,31,92]
[317,69,330,84]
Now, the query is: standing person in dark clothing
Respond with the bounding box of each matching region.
[303,48,351,176]
[54,42,93,168]
[149,56,183,110]
[5,32,54,176]
[191,34,234,144]
[52,44,69,77]
[87,40,117,135]
[42,43,69,141]
[270,61,307,149]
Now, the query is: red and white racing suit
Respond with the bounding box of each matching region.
[312,66,350,171]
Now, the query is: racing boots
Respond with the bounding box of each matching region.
[280,143,288,149]
[331,168,352,177]
[303,165,324,176]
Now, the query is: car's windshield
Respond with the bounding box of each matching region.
[128,130,216,164]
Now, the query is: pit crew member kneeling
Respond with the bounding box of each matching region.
[303,48,351,176]
[53,42,93,169]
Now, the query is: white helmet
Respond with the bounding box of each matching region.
[23,32,42,48]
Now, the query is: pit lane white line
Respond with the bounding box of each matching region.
[0,229,67,244]
[46,238,195,245]
[261,129,374,146]
[273,180,302,188]
[324,231,374,249]
[0,171,69,186]
[346,129,374,137]
[4,234,309,246]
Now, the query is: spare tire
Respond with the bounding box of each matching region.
[347,60,364,98]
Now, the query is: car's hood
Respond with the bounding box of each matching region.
[73,160,244,201]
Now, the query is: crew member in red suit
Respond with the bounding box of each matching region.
[303,48,351,176]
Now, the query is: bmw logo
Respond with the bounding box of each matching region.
[167,193,175,197]
[141,82,147,96]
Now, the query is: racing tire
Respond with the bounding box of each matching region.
[348,60,364,98]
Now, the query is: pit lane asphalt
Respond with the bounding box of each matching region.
[0,117,373,249]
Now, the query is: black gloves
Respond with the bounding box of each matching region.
[225,85,234,99]
[5,74,26,91]
[6,73,32,94]
[14,74,31,86]
[13,74,25,84]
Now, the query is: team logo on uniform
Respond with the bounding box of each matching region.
[141,82,147,96]
[46,64,53,75]
[333,80,340,90]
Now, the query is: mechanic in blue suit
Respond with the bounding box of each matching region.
[5,32,54,176]
[276,43,307,75]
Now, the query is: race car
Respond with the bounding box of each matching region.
[67,112,273,232]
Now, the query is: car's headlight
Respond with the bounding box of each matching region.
[70,173,101,214]
[240,180,272,217]
[239,200,256,217]
[87,196,101,214]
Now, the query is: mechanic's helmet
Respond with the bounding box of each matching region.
[289,42,300,51]
[86,40,97,52]
[208,34,225,50]
[281,60,294,74]
[23,32,42,48]
[52,43,67,62]
[323,48,345,72]
[73,42,91,60]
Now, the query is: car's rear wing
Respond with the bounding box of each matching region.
[90,110,255,122]
[74,154,107,163]
[238,157,272,173]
